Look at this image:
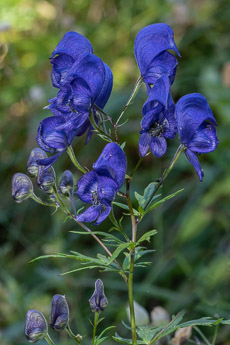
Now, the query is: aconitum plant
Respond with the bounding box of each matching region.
[12,23,227,345]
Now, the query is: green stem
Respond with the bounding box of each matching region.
[115,76,143,126]
[130,156,144,178]
[92,312,99,345]
[126,178,137,345]
[144,144,185,210]
[94,105,119,143]
[67,146,87,174]
[45,333,57,345]
[66,323,82,344]
[211,324,219,345]
[31,193,56,207]
[194,326,212,345]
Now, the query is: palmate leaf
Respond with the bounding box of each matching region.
[106,242,131,265]
[137,229,157,244]
[144,189,184,215]
[135,182,160,209]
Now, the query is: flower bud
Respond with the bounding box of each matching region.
[89,279,108,313]
[12,173,33,203]
[37,166,55,194]
[25,310,47,343]
[58,170,74,197]
[50,294,69,331]
[27,148,47,177]
[150,306,170,326]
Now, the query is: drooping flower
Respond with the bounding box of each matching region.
[175,93,219,181]
[76,143,126,225]
[58,170,74,197]
[50,295,69,331]
[12,173,33,203]
[27,148,47,177]
[89,279,108,313]
[139,77,177,157]
[134,23,180,89]
[25,310,47,343]
[37,165,56,194]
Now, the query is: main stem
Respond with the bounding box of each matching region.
[126,178,137,345]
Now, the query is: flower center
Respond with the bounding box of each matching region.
[91,191,100,205]
[148,122,164,137]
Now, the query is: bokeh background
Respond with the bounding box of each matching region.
[0,0,230,344]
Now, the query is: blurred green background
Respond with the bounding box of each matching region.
[0,0,230,344]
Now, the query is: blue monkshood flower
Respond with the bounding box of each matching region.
[76,143,127,225]
[48,53,113,144]
[37,165,56,194]
[139,77,177,157]
[27,148,47,177]
[175,93,219,181]
[50,295,69,331]
[89,279,108,313]
[12,173,33,203]
[25,310,48,343]
[58,170,74,197]
[134,23,180,89]
[50,31,93,88]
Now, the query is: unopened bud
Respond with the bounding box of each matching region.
[170,326,192,345]
[12,173,33,203]
[59,170,74,197]
[89,279,108,313]
[25,310,47,343]
[37,166,55,194]
[151,306,170,326]
[50,294,69,331]
[27,148,47,177]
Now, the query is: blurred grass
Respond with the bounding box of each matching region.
[0,0,230,344]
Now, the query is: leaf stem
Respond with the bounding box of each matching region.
[66,323,82,344]
[31,193,56,207]
[115,76,143,126]
[126,178,137,345]
[90,111,113,141]
[92,312,99,345]
[194,326,212,345]
[67,146,87,174]
[211,324,219,345]
[45,333,57,345]
[144,144,185,210]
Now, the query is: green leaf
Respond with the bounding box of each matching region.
[29,253,71,263]
[144,189,184,214]
[70,230,123,244]
[107,242,131,265]
[221,319,230,325]
[135,182,160,209]
[112,202,140,216]
[113,333,145,344]
[137,230,157,244]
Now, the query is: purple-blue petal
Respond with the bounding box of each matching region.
[51,54,75,88]
[76,171,98,204]
[93,143,127,189]
[139,132,151,157]
[94,206,111,225]
[134,23,180,76]
[50,31,93,60]
[188,121,219,153]
[37,151,64,168]
[76,205,101,223]
[175,93,218,145]
[97,177,118,205]
[185,149,204,181]
[150,137,167,157]
[143,76,170,115]
[95,63,113,109]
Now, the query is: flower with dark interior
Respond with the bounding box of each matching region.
[27,148,47,177]
[175,93,219,181]
[134,23,180,90]
[25,310,47,343]
[50,294,69,331]
[12,173,33,203]
[59,170,74,197]
[76,143,126,225]
[89,279,108,313]
[139,77,177,157]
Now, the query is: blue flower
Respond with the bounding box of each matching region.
[50,31,93,88]
[50,295,69,331]
[175,93,219,181]
[76,143,127,225]
[25,310,47,343]
[139,76,177,157]
[134,23,180,89]
[89,279,108,313]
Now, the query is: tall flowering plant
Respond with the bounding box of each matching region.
[12,23,227,345]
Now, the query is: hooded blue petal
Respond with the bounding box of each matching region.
[77,171,98,204]
[76,205,102,223]
[143,76,170,115]
[134,23,180,77]
[188,121,219,153]
[93,143,127,189]
[94,206,111,225]
[185,149,204,182]
[97,176,119,205]
[95,63,113,109]
[175,93,217,145]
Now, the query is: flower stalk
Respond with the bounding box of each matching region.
[92,312,99,345]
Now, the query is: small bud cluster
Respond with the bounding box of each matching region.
[25,280,107,343]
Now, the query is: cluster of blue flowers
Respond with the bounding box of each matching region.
[12,23,219,226]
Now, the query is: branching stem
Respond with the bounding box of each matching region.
[67,146,87,174]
